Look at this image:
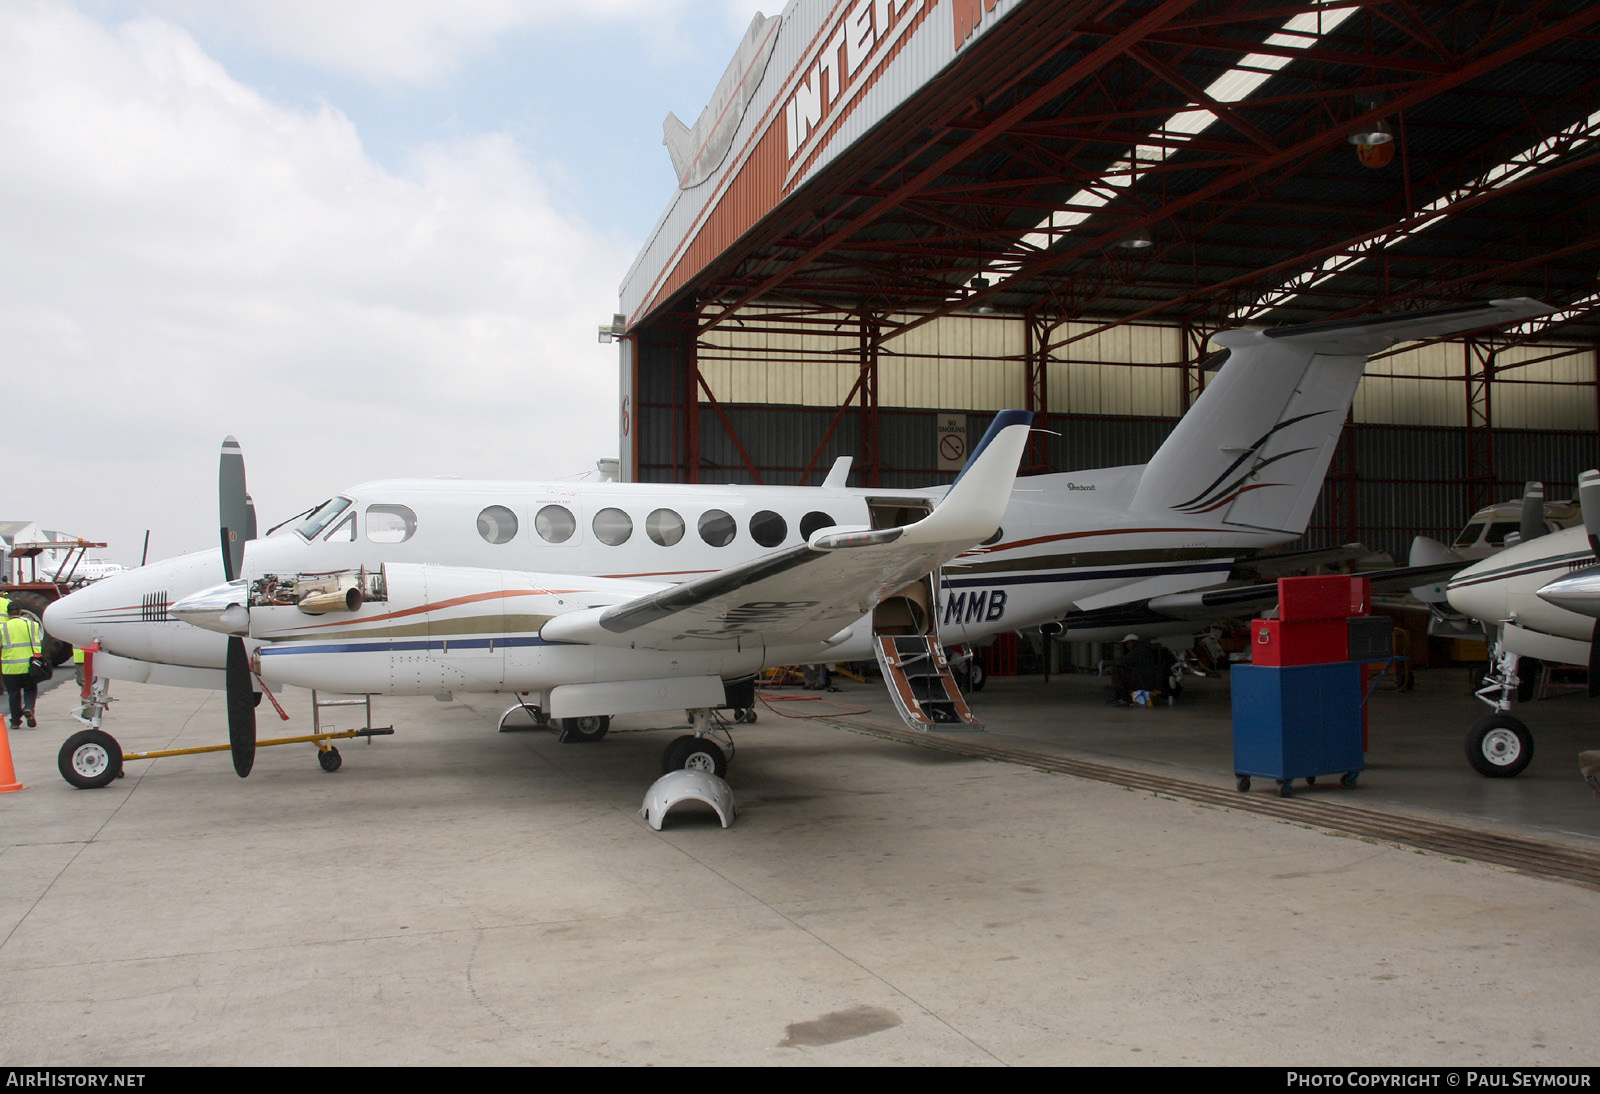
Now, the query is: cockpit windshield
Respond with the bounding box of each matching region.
[295,497,353,541]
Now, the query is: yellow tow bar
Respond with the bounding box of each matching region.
[58,725,395,788]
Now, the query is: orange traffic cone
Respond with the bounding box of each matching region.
[0,719,25,793]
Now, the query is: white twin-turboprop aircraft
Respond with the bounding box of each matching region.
[1442,469,1600,778]
[44,299,1550,783]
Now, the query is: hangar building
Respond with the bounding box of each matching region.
[614,0,1599,561]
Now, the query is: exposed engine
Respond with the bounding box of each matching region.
[250,569,387,616]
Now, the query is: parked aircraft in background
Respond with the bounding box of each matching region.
[1409,481,1585,631]
[934,299,1548,646]
[44,300,1550,782]
[1445,470,1600,777]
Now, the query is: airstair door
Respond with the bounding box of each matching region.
[863,497,982,732]
[873,633,983,732]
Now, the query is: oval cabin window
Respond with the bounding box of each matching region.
[699,509,736,547]
[477,505,518,544]
[647,508,685,546]
[535,504,576,544]
[593,507,633,546]
[750,510,787,548]
[799,511,836,540]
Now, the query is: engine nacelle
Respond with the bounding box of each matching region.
[249,564,701,696]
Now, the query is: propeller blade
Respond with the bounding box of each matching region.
[226,636,257,777]
[1580,470,1600,557]
[1519,481,1546,545]
[219,436,252,583]
[1590,619,1600,700]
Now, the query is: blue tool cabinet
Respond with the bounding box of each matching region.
[1231,662,1363,797]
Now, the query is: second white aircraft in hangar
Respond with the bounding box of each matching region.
[45,299,1550,779]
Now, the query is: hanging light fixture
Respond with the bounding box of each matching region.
[969,274,996,313]
[1348,95,1393,146]
[1349,116,1393,147]
[1117,227,1153,249]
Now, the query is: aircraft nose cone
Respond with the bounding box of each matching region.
[170,581,251,635]
[1537,567,1600,619]
[42,591,91,648]
[1445,567,1508,624]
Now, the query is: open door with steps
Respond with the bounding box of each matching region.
[864,495,982,733]
[874,634,983,732]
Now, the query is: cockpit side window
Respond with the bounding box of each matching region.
[296,497,352,540]
[366,504,418,544]
[1484,521,1519,546]
[323,512,356,542]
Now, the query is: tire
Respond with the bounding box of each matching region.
[1466,713,1534,777]
[9,592,71,667]
[318,747,342,772]
[58,729,122,789]
[558,715,609,743]
[1236,775,1251,792]
[662,734,728,778]
[1341,771,1359,789]
[968,660,986,692]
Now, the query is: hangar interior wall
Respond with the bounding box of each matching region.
[636,307,1598,560]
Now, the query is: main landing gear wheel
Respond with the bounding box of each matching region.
[662,735,728,778]
[559,715,610,743]
[1466,713,1534,778]
[318,747,342,773]
[58,729,122,789]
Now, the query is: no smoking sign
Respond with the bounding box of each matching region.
[937,414,967,471]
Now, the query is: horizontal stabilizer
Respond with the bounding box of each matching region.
[1230,298,1554,355]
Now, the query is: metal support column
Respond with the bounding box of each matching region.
[1464,337,1498,515]
[858,312,881,487]
[1023,312,1052,475]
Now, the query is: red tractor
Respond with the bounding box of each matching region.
[4,539,109,666]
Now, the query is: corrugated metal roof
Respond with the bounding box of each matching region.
[623,0,1600,342]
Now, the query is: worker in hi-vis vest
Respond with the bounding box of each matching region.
[1,601,42,729]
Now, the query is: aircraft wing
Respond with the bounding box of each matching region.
[1137,559,1472,622]
[541,412,1032,652]
[1228,543,1392,581]
[1059,560,1472,634]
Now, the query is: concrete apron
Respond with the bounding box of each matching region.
[0,677,1595,1066]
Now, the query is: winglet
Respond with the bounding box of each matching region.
[951,410,1033,488]
[912,410,1032,544]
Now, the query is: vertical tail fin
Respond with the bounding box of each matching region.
[1128,300,1553,534]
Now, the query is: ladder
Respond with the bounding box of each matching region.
[873,635,983,732]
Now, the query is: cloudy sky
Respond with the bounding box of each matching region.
[1,0,758,564]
